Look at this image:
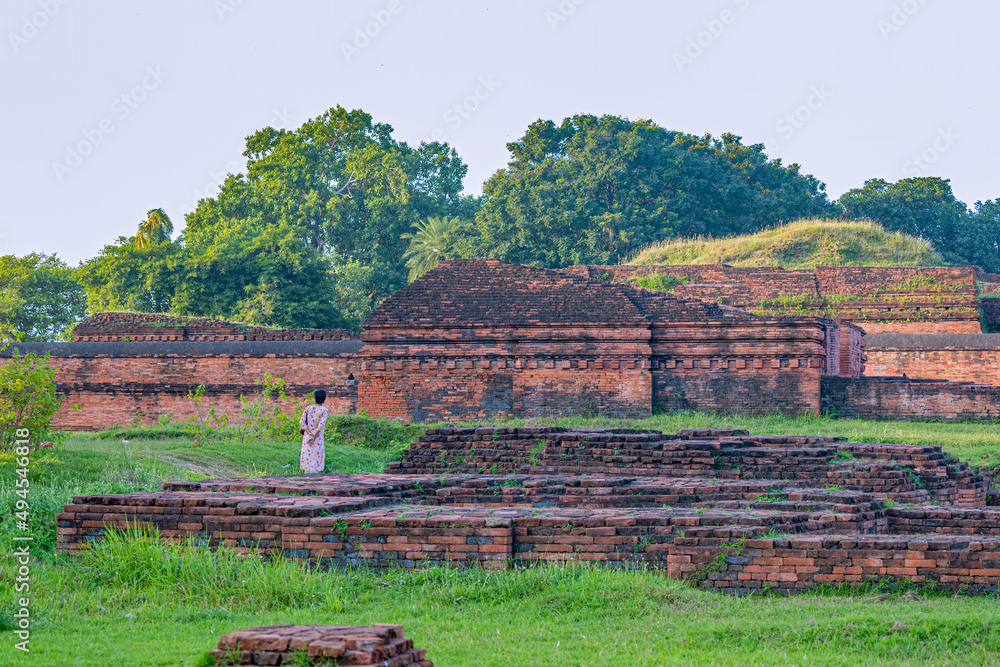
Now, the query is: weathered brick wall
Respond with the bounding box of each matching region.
[865,333,1000,384]
[839,323,866,378]
[72,311,357,342]
[822,376,1000,421]
[357,338,653,421]
[646,318,835,416]
[2,341,360,430]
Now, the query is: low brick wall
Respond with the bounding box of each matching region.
[865,333,1000,384]
[822,376,1000,421]
[2,341,361,430]
[679,534,1000,594]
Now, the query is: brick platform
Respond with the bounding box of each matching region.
[206,624,431,666]
[59,426,1000,594]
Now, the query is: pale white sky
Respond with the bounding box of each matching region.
[2,0,997,263]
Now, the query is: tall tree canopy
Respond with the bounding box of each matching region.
[838,177,1000,271]
[184,106,474,308]
[466,115,835,268]
[0,253,87,341]
[80,106,476,329]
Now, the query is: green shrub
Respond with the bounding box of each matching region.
[0,351,63,447]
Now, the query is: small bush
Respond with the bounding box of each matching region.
[0,351,63,447]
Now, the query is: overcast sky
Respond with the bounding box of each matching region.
[2,0,998,263]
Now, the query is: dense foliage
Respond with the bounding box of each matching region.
[463,115,836,267]
[0,253,86,341]
[7,109,1000,335]
[838,177,1000,272]
[78,106,476,330]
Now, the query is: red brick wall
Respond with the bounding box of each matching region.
[358,344,653,422]
[822,376,1000,420]
[839,323,866,378]
[6,348,358,431]
[647,318,835,415]
[865,348,1000,383]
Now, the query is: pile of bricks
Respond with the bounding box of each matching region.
[206,624,431,666]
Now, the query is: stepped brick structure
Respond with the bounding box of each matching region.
[206,624,431,666]
[59,426,1000,594]
[565,264,982,334]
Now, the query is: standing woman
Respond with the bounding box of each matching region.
[299,389,329,473]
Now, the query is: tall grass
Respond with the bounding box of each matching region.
[81,527,333,609]
[630,219,946,269]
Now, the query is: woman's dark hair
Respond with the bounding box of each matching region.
[314,389,327,404]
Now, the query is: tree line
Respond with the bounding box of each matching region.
[3,107,999,341]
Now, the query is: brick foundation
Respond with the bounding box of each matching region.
[59,426,999,594]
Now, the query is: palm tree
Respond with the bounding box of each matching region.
[134,208,174,249]
[400,216,460,282]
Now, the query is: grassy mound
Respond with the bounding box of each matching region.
[630,219,946,269]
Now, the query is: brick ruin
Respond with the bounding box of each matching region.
[59,426,1000,595]
[567,263,1000,394]
[72,311,358,342]
[5,258,1000,425]
[565,264,983,335]
[360,260,861,421]
[6,260,873,427]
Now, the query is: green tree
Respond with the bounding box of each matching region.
[467,115,835,268]
[172,219,347,329]
[76,236,180,314]
[965,199,1000,273]
[0,254,87,341]
[838,177,974,265]
[401,216,463,281]
[185,106,474,307]
[134,208,174,249]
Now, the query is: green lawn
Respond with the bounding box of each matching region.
[2,413,999,666]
